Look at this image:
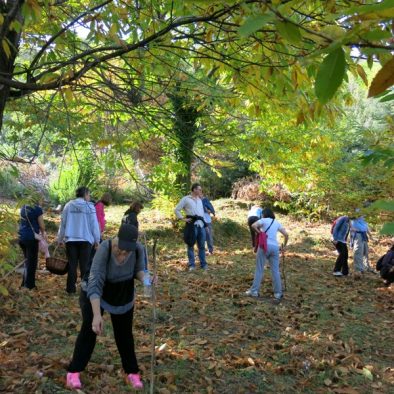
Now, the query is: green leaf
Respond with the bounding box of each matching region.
[276,21,302,44]
[0,285,9,296]
[370,200,394,211]
[363,29,392,41]
[315,47,346,104]
[381,222,394,235]
[379,93,394,102]
[344,0,394,15]
[238,14,274,37]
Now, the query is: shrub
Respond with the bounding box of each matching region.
[0,165,24,198]
[0,205,19,296]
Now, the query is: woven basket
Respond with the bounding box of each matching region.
[46,245,69,275]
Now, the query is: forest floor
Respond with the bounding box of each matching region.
[0,199,393,394]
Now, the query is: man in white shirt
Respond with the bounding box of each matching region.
[175,183,208,271]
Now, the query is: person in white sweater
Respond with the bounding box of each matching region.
[58,186,100,293]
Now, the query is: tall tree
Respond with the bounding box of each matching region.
[1,0,394,133]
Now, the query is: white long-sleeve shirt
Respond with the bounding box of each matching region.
[175,195,205,227]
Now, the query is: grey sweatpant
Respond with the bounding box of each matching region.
[353,233,370,272]
[250,244,282,297]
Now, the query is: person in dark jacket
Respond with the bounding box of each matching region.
[18,193,47,289]
[202,196,215,254]
[66,224,147,390]
[122,202,144,230]
[331,216,351,277]
[376,245,394,286]
[247,205,263,247]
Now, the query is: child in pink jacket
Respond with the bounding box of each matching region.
[95,192,112,236]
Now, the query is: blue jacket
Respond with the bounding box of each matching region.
[202,197,215,215]
[333,216,350,243]
[19,205,43,241]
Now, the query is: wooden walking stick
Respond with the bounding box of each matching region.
[150,239,158,394]
[281,245,287,292]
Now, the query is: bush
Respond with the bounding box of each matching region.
[0,165,24,198]
[0,205,19,296]
[48,151,99,204]
[197,156,253,199]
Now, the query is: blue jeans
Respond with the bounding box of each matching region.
[205,223,214,253]
[250,244,282,297]
[187,225,207,268]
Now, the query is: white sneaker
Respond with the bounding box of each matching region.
[333,271,344,277]
[188,266,195,272]
[245,289,259,297]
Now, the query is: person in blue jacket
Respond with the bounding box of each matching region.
[18,193,47,289]
[332,216,351,276]
[202,196,215,254]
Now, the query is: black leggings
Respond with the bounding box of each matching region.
[334,242,349,275]
[19,239,39,289]
[65,241,92,293]
[67,291,139,374]
[248,216,260,247]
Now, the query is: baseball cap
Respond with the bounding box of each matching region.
[117,224,138,251]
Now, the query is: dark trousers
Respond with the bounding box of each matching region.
[334,242,349,275]
[65,241,92,293]
[68,291,139,374]
[19,239,39,289]
[248,216,259,247]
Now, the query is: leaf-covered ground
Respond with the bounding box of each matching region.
[0,200,393,393]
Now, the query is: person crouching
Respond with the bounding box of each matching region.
[66,223,147,390]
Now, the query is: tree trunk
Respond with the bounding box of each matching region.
[170,93,200,194]
[0,0,24,133]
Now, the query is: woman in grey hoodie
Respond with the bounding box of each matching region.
[58,186,100,293]
[66,223,146,390]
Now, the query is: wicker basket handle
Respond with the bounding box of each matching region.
[51,243,61,258]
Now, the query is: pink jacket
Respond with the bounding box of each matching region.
[95,201,106,233]
[254,232,268,253]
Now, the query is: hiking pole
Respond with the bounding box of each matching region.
[143,233,149,271]
[150,239,158,394]
[281,245,287,292]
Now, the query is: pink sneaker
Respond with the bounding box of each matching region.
[66,372,82,389]
[126,373,143,390]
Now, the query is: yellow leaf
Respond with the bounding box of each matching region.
[368,56,394,97]
[2,39,11,58]
[356,64,368,86]
[0,285,9,296]
[296,111,305,125]
[362,367,373,381]
[247,357,255,366]
[63,87,74,102]
[97,139,111,148]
